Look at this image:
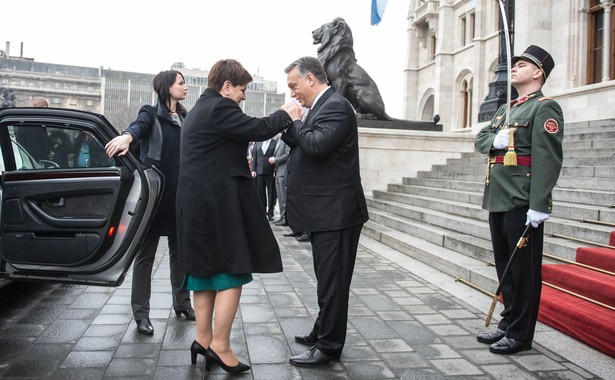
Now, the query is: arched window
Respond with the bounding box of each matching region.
[460,78,473,129]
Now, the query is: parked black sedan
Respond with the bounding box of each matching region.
[0,107,163,287]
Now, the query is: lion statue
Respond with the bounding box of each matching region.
[312,17,390,120]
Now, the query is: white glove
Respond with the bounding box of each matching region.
[526,209,550,228]
[493,129,510,149]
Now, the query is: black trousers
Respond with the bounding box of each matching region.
[131,235,191,319]
[489,206,543,342]
[308,223,363,357]
[256,174,276,217]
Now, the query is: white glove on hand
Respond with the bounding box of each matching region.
[493,129,510,149]
[526,209,550,228]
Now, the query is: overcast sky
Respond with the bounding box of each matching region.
[1,0,410,117]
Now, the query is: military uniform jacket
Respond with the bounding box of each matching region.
[475,90,564,213]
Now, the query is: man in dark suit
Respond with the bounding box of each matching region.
[251,138,277,220]
[283,56,369,367]
[269,133,291,226]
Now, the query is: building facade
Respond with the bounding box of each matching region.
[0,43,285,130]
[404,0,615,132]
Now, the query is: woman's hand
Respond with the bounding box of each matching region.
[105,134,132,157]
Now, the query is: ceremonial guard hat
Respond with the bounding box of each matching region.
[512,45,555,81]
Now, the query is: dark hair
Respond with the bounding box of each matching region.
[207,59,253,91]
[284,56,328,84]
[152,70,186,113]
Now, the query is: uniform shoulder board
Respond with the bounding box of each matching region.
[538,97,553,102]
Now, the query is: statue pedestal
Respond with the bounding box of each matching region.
[358,119,442,132]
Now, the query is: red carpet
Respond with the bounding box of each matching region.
[539,239,615,358]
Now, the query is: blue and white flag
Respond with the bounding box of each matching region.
[371,0,389,25]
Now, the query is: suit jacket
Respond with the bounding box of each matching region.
[282,87,369,233]
[252,139,276,175]
[176,88,292,276]
[272,139,290,177]
[475,90,564,213]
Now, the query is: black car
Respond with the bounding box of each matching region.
[0,107,163,287]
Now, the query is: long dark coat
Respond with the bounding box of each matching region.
[176,89,292,276]
[126,103,184,236]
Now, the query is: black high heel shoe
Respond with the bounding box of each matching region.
[205,348,250,373]
[190,340,208,365]
[175,307,196,321]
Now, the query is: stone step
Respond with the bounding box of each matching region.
[387,183,484,205]
[374,188,615,225]
[556,176,615,191]
[368,196,600,257]
[372,190,488,221]
[389,182,615,214]
[565,119,615,134]
[563,138,615,150]
[564,131,615,142]
[362,219,499,294]
[402,177,484,193]
[563,147,615,158]
[560,166,615,178]
[553,187,615,207]
[406,174,613,193]
[420,165,615,179]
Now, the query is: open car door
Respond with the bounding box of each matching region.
[0,107,163,287]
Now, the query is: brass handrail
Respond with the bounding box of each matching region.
[456,278,615,313]
[542,281,615,312]
[580,218,615,228]
[549,233,615,250]
[543,253,615,277]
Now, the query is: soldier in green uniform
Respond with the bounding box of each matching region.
[474,45,564,354]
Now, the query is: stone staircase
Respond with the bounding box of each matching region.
[363,118,615,294]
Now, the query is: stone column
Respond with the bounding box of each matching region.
[602,0,614,81]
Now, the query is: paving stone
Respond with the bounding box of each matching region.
[114,343,160,359]
[344,360,398,379]
[241,303,278,323]
[381,351,430,369]
[104,358,157,377]
[513,353,567,371]
[368,338,414,352]
[62,350,114,367]
[73,336,120,351]
[482,363,538,379]
[246,334,290,364]
[414,344,462,359]
[430,358,483,376]
[35,319,90,344]
[414,314,452,325]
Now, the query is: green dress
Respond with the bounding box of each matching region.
[182,273,253,291]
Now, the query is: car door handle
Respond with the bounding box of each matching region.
[27,199,108,228]
[47,198,65,208]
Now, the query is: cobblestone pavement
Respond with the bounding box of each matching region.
[0,225,613,379]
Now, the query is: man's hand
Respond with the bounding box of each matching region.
[493,128,510,149]
[268,157,276,164]
[526,209,549,228]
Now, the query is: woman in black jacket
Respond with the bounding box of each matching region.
[176,59,301,373]
[105,70,194,335]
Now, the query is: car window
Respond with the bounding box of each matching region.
[9,125,114,170]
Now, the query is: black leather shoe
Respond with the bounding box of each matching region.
[175,307,196,321]
[135,318,154,335]
[489,337,532,354]
[297,233,311,242]
[289,346,339,367]
[295,335,317,346]
[284,231,302,237]
[477,328,505,344]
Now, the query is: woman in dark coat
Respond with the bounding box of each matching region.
[105,70,194,335]
[176,59,300,373]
